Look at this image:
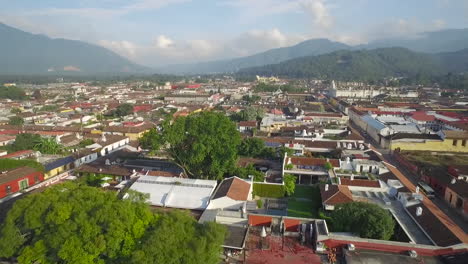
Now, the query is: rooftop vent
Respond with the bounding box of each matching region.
[416,206,423,216]
[408,250,418,258]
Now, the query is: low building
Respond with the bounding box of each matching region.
[209,176,252,210]
[444,179,468,219]
[283,155,339,185]
[0,135,15,146]
[319,184,353,210]
[128,175,217,210]
[238,121,257,133]
[0,167,44,199]
[43,156,75,179]
[0,150,36,160]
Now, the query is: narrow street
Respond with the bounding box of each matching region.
[349,122,468,243]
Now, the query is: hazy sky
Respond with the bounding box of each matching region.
[1,0,468,66]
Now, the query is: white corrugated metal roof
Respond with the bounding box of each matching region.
[128,175,217,210]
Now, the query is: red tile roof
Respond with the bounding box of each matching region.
[410,112,436,122]
[213,176,251,201]
[0,150,34,159]
[319,184,353,206]
[239,121,257,127]
[339,178,381,188]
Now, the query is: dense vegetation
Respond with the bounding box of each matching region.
[0,182,226,264]
[238,48,468,83]
[0,86,27,100]
[331,202,395,240]
[7,133,65,155]
[141,112,242,180]
[8,116,24,126]
[230,106,264,122]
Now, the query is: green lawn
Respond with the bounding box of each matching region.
[292,185,317,199]
[287,185,322,218]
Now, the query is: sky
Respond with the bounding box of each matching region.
[1,0,468,67]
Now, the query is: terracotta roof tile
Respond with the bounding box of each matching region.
[320,184,353,206]
[212,177,251,201]
[339,178,381,188]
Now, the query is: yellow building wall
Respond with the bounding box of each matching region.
[45,166,65,179]
[391,139,468,153]
[44,164,72,179]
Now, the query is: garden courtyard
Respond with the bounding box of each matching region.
[286,185,322,218]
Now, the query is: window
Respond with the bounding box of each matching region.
[18,179,29,190]
[453,140,458,146]
[5,185,11,194]
[462,140,466,147]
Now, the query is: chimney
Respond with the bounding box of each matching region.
[325,184,329,191]
[415,186,419,194]
[451,178,456,184]
[350,174,354,181]
[416,206,423,216]
[261,226,267,238]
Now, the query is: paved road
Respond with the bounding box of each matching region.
[349,122,468,243]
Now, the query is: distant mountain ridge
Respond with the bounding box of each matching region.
[236,47,468,81]
[0,23,147,74]
[162,28,468,74]
[159,39,351,74]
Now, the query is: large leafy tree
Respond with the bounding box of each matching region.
[238,137,265,157]
[139,128,164,154]
[9,133,41,152]
[0,182,156,263]
[114,103,134,117]
[8,116,24,126]
[0,183,227,264]
[331,202,395,240]
[131,210,226,264]
[165,111,241,180]
[34,137,64,155]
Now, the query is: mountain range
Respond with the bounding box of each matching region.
[237,47,468,81]
[0,23,147,75]
[161,29,468,75]
[0,22,467,76]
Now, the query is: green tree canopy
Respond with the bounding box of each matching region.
[8,116,24,126]
[238,137,265,157]
[283,174,297,196]
[9,133,41,152]
[115,103,134,117]
[331,202,395,240]
[10,107,22,114]
[0,182,226,264]
[231,107,264,122]
[139,128,164,154]
[0,182,156,263]
[164,111,241,180]
[0,86,27,100]
[33,137,64,155]
[131,210,226,264]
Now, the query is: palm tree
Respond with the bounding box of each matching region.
[34,137,63,155]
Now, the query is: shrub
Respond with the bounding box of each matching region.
[256,199,263,209]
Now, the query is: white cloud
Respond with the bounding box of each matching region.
[300,0,333,29]
[99,40,138,58]
[154,35,175,49]
[98,28,307,66]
